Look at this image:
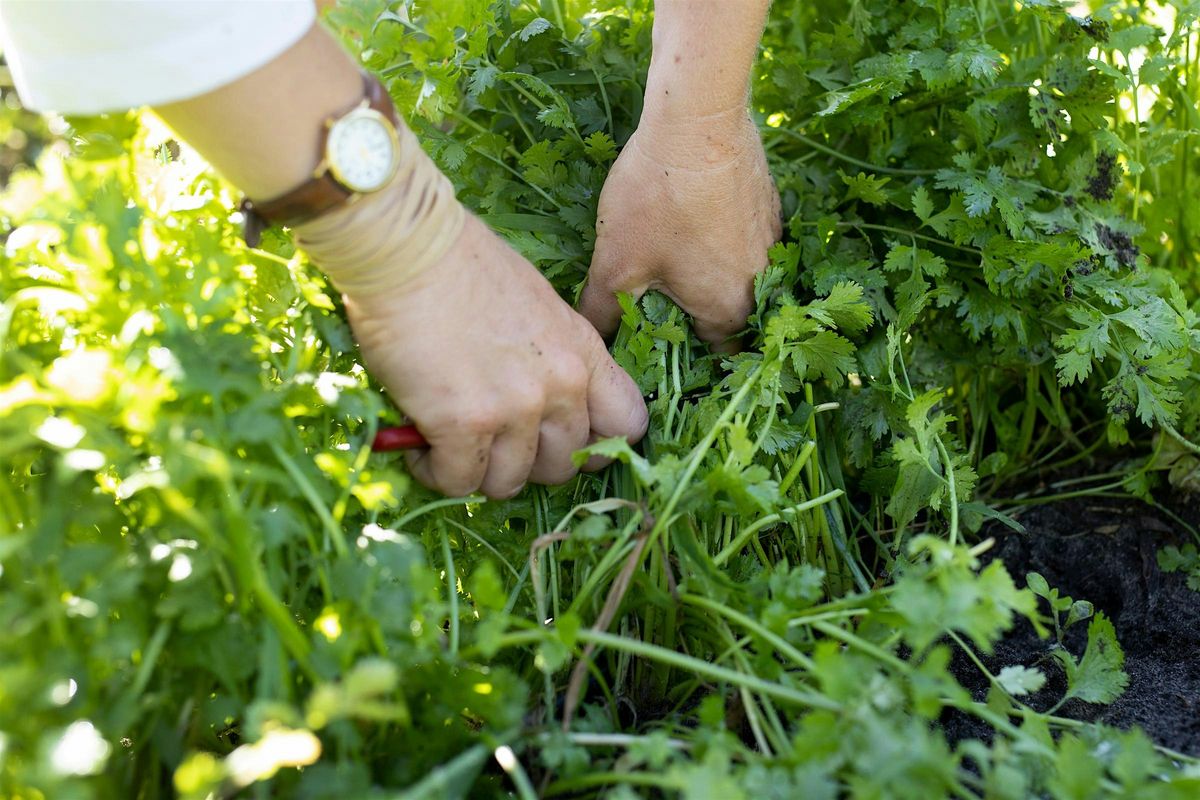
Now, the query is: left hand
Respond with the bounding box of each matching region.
[579,109,781,352]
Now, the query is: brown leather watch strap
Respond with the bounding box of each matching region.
[241,73,397,247]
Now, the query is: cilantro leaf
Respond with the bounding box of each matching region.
[1053,614,1129,705]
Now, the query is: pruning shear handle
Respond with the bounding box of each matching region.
[372,425,428,451]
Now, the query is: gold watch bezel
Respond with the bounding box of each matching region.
[323,106,401,194]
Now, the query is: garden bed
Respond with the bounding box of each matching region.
[7,0,1200,795]
[946,496,1200,755]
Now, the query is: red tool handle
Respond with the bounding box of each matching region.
[373,425,429,451]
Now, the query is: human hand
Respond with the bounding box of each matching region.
[579,109,781,352]
[343,214,648,499]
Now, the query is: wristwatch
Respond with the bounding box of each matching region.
[241,73,401,247]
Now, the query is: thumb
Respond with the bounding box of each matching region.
[584,334,648,442]
[580,230,646,337]
[692,314,750,355]
[685,283,756,353]
[578,271,625,339]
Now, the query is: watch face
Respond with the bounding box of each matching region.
[327,109,400,193]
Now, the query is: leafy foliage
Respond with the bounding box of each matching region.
[1054,615,1131,706]
[3,0,1200,798]
[1158,542,1200,591]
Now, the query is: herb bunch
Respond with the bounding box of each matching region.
[3,1,1200,798]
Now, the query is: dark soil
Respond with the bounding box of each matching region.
[943,497,1200,755]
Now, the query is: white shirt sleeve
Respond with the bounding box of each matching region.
[0,0,316,114]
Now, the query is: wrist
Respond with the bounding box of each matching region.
[629,104,757,170]
[643,0,767,121]
[641,76,749,128]
[638,90,750,136]
[294,122,465,298]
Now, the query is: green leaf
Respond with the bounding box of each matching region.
[582,131,617,163]
[912,186,935,222]
[518,17,552,41]
[1158,543,1199,573]
[807,282,875,335]
[1112,297,1185,351]
[1049,735,1105,800]
[1065,600,1094,629]
[840,171,892,206]
[791,331,857,387]
[1054,614,1129,705]
[996,665,1046,696]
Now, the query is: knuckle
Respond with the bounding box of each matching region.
[631,402,650,438]
[576,321,609,356]
[590,258,640,292]
[617,399,650,441]
[554,361,590,397]
[445,482,482,498]
[457,407,503,436]
[714,296,753,326]
[505,387,544,421]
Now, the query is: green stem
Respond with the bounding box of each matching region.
[486,738,537,800]
[1001,481,1130,507]
[775,129,938,176]
[269,441,347,558]
[440,526,459,656]
[808,619,909,673]
[396,744,490,800]
[682,593,816,670]
[546,772,685,795]
[779,441,817,495]
[392,494,484,530]
[794,220,983,255]
[575,629,839,711]
[934,437,960,547]
[1125,62,1143,221]
[1163,421,1200,457]
[121,619,172,708]
[713,490,844,566]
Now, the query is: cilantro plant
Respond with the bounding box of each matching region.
[3,0,1200,798]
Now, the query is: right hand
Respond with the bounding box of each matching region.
[579,110,781,353]
[343,213,648,499]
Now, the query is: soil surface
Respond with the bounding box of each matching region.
[943,497,1200,755]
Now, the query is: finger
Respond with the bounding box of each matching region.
[528,410,589,485]
[691,292,755,352]
[406,430,493,497]
[479,421,540,499]
[702,332,745,355]
[580,233,646,337]
[578,271,627,339]
[693,319,747,354]
[585,339,648,442]
[580,430,615,473]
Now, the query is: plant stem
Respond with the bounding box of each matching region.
[934,436,960,547]
[682,593,817,670]
[712,490,844,566]
[775,129,939,175]
[575,629,839,711]
[440,525,459,656]
[270,441,347,557]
